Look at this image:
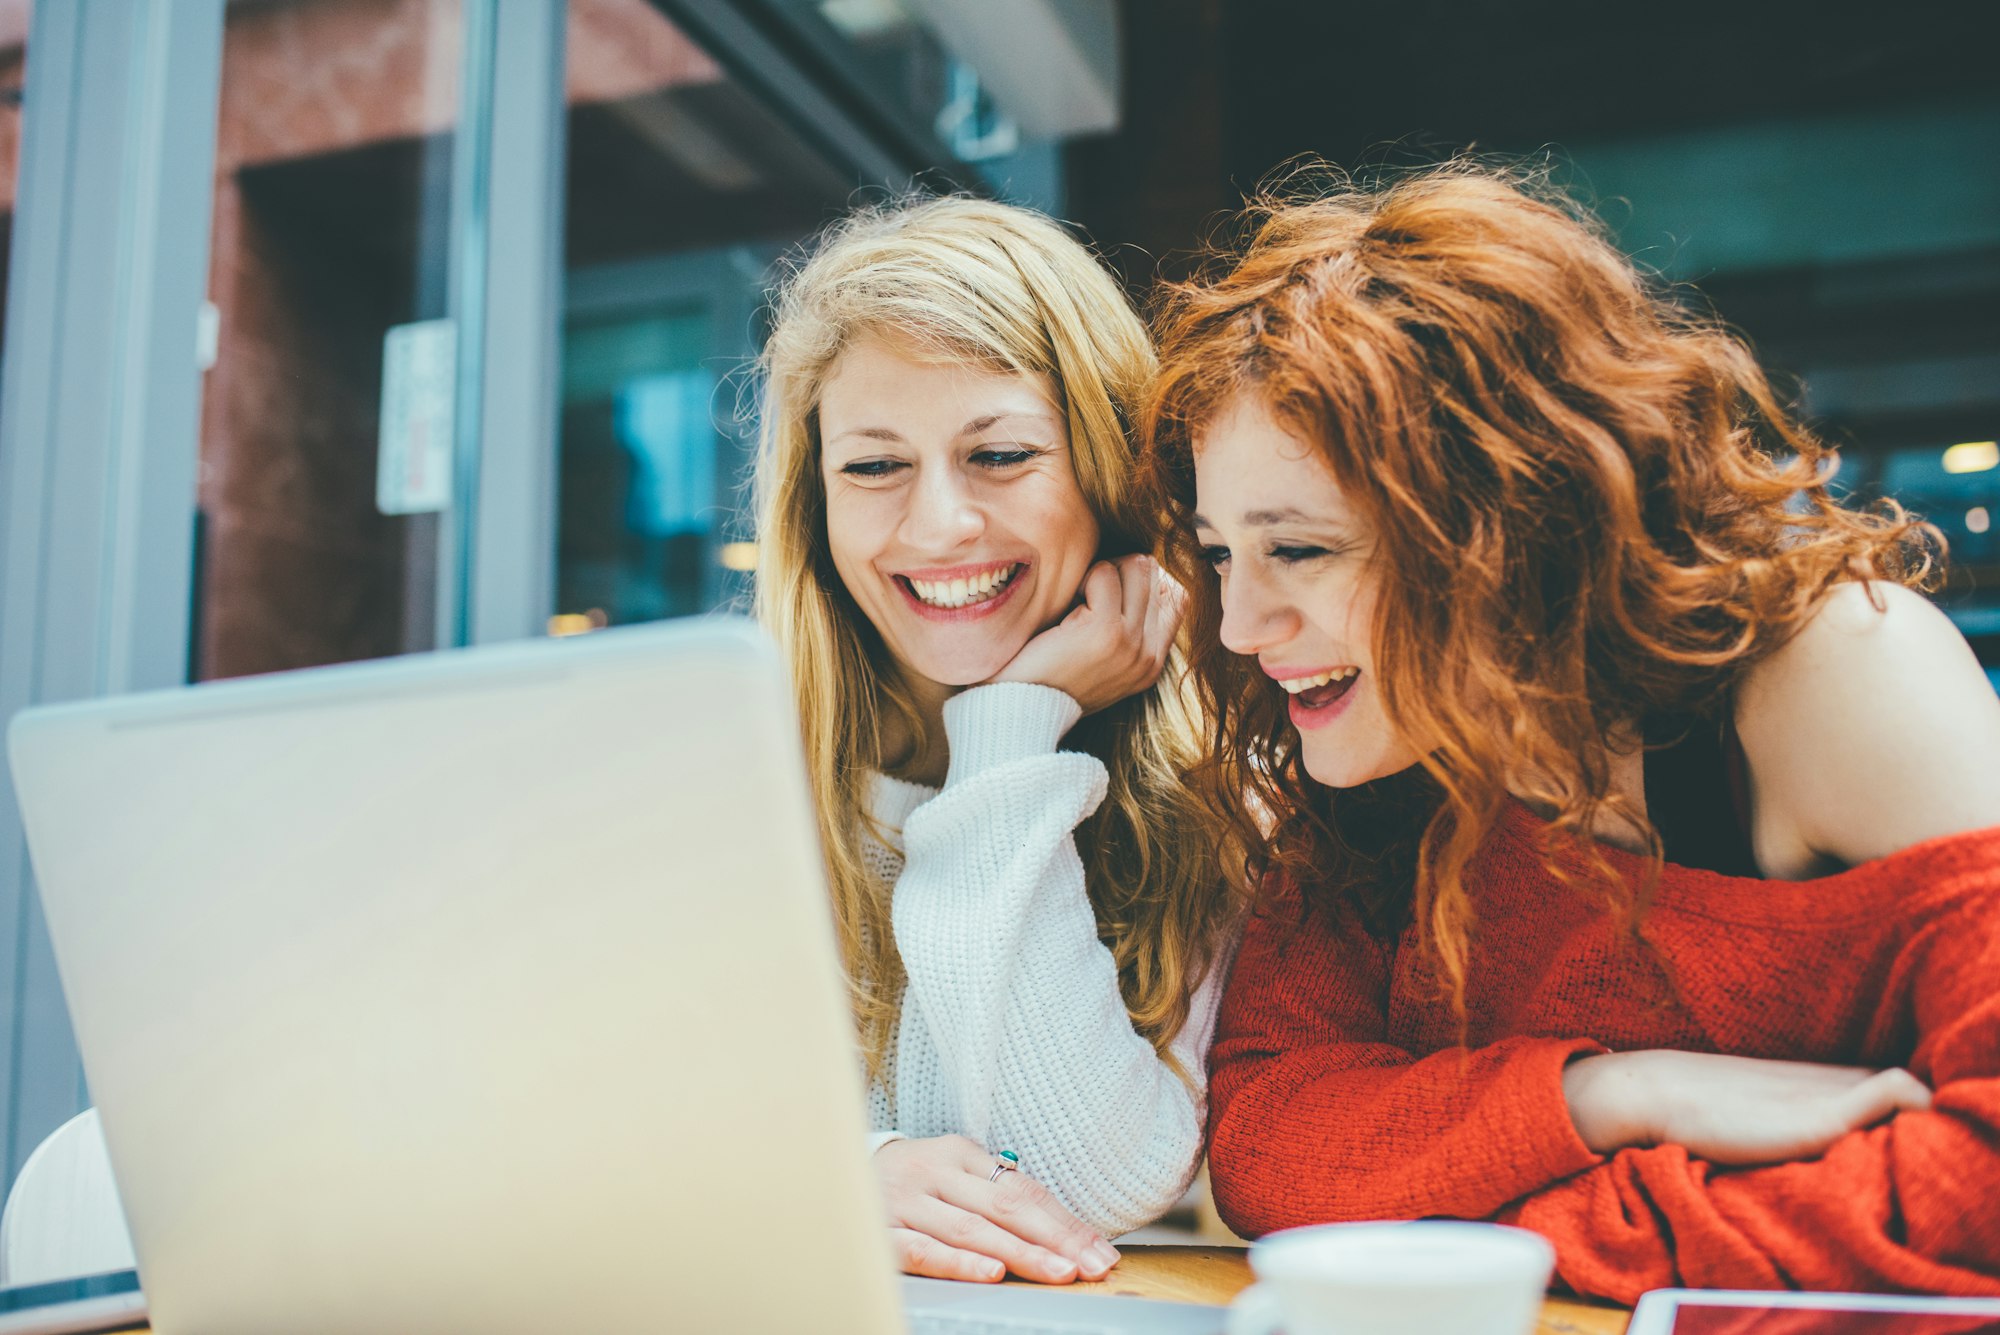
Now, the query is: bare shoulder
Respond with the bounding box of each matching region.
[1735,581,2000,874]
[1759,580,1974,676]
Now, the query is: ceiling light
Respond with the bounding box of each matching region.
[1942,441,1999,474]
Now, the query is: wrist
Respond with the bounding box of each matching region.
[939,683,1081,785]
[988,661,1092,710]
[1561,1051,1656,1154]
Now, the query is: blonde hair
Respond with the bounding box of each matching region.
[753,195,1234,1079]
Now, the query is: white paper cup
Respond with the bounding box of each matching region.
[1227,1220,1556,1335]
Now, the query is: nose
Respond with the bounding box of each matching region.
[901,462,985,553]
[1216,559,1301,658]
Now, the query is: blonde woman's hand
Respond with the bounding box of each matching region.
[1562,1049,1934,1167]
[875,1136,1120,1284]
[988,555,1184,716]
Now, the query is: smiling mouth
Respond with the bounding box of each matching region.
[897,563,1025,611]
[1277,667,1359,712]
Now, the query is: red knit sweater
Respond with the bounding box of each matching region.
[1206,802,2000,1304]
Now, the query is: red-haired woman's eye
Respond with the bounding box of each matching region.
[971,446,1040,468]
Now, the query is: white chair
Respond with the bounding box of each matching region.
[0,1109,138,1288]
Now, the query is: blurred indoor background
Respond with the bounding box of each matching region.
[0,0,1993,1203]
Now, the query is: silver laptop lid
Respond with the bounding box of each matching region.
[8,618,901,1334]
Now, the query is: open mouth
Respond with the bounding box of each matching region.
[1277,666,1360,718]
[896,562,1025,612]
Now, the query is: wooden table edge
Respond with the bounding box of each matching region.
[1033,1244,1632,1333]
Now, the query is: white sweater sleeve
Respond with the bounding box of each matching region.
[890,682,1223,1237]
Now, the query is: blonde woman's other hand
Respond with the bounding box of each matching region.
[875,1135,1120,1284]
[1562,1049,1934,1167]
[988,555,1184,716]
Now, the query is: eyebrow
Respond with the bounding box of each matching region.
[961,410,1060,435]
[830,426,905,444]
[828,411,1058,448]
[1191,507,1318,529]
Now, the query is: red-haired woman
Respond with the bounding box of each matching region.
[1144,163,2000,1303]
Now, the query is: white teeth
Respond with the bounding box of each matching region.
[907,564,1020,609]
[1277,667,1358,694]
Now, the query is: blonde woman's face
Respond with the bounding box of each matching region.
[1192,394,1419,789]
[819,335,1100,689]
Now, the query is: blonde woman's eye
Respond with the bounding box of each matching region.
[840,459,905,478]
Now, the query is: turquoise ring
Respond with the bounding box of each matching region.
[988,1150,1020,1182]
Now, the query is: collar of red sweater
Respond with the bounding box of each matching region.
[1491,798,2000,928]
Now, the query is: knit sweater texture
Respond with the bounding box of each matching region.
[1208,800,2000,1303]
[861,683,1227,1238]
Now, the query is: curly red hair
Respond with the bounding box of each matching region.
[1143,161,1943,1006]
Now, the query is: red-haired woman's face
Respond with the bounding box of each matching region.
[1192,395,1421,789]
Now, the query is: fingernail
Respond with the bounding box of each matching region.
[1045,1255,1078,1281]
[1091,1240,1121,1270]
[980,1258,1005,1281]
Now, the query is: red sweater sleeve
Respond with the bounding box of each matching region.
[1206,882,1605,1235]
[1499,897,2000,1303]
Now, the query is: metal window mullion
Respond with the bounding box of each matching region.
[103,8,224,696]
[0,0,84,1196]
[0,0,225,1190]
[438,0,499,650]
[467,0,566,646]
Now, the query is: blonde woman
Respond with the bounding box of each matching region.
[752,197,1238,1285]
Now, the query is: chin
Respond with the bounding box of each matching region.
[900,643,1024,689]
[1300,761,1374,790]
[1298,741,1417,790]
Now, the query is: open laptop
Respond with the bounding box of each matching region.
[7,618,1224,1334]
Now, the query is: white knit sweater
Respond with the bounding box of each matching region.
[859,682,1229,1238]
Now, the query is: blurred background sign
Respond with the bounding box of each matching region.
[377,318,458,517]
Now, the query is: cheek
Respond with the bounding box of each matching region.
[1035,483,1101,572]
[821,489,883,584]
[1054,519,1099,573]
[1333,575,1380,664]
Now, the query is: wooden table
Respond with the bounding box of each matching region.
[109,1245,1630,1333]
[1040,1245,1632,1333]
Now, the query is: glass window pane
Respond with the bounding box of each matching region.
[194,0,465,681]
[811,0,952,132]
[555,1,856,631]
[806,0,1064,210]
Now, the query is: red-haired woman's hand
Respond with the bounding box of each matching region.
[874,1136,1119,1284]
[1562,1050,1934,1167]
[987,555,1184,716]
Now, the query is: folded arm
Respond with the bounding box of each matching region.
[1205,890,1603,1233]
[1501,973,2000,1300]
[1207,872,2000,1303]
[894,683,1219,1237]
